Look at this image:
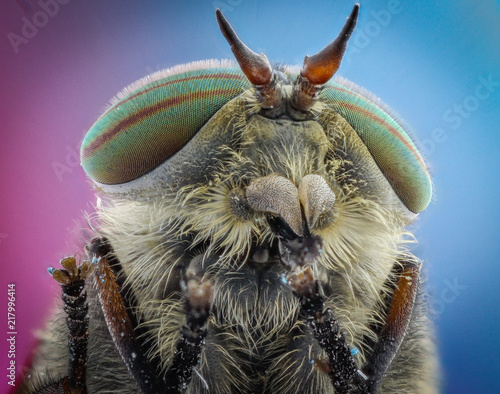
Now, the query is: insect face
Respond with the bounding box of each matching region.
[24,5,438,393]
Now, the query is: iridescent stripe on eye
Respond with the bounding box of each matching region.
[81,66,250,185]
[322,79,432,213]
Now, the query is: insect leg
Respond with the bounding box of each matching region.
[268,215,366,392]
[361,259,421,393]
[288,266,369,394]
[47,256,93,393]
[86,237,165,394]
[164,260,213,393]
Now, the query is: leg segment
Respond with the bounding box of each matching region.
[288,266,369,394]
[45,256,93,393]
[86,237,164,394]
[164,275,213,393]
[88,237,212,394]
[288,258,422,394]
[361,259,421,393]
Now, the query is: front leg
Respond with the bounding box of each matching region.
[164,268,213,393]
[288,258,421,394]
[86,237,165,394]
[87,237,213,394]
[288,266,369,394]
[361,259,421,393]
[38,256,93,394]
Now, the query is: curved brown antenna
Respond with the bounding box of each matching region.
[216,9,272,86]
[291,4,359,111]
[302,4,359,84]
[216,9,282,111]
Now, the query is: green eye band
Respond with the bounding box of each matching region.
[81,60,431,213]
[321,78,432,213]
[80,61,250,185]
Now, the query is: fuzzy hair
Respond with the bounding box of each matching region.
[24,70,437,393]
[90,103,434,392]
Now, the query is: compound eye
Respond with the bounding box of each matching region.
[80,64,250,185]
[322,80,432,214]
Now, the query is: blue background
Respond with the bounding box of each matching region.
[1,1,499,393]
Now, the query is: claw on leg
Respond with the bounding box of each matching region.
[48,257,92,286]
[47,256,93,394]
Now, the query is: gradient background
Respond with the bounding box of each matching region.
[1,1,499,393]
